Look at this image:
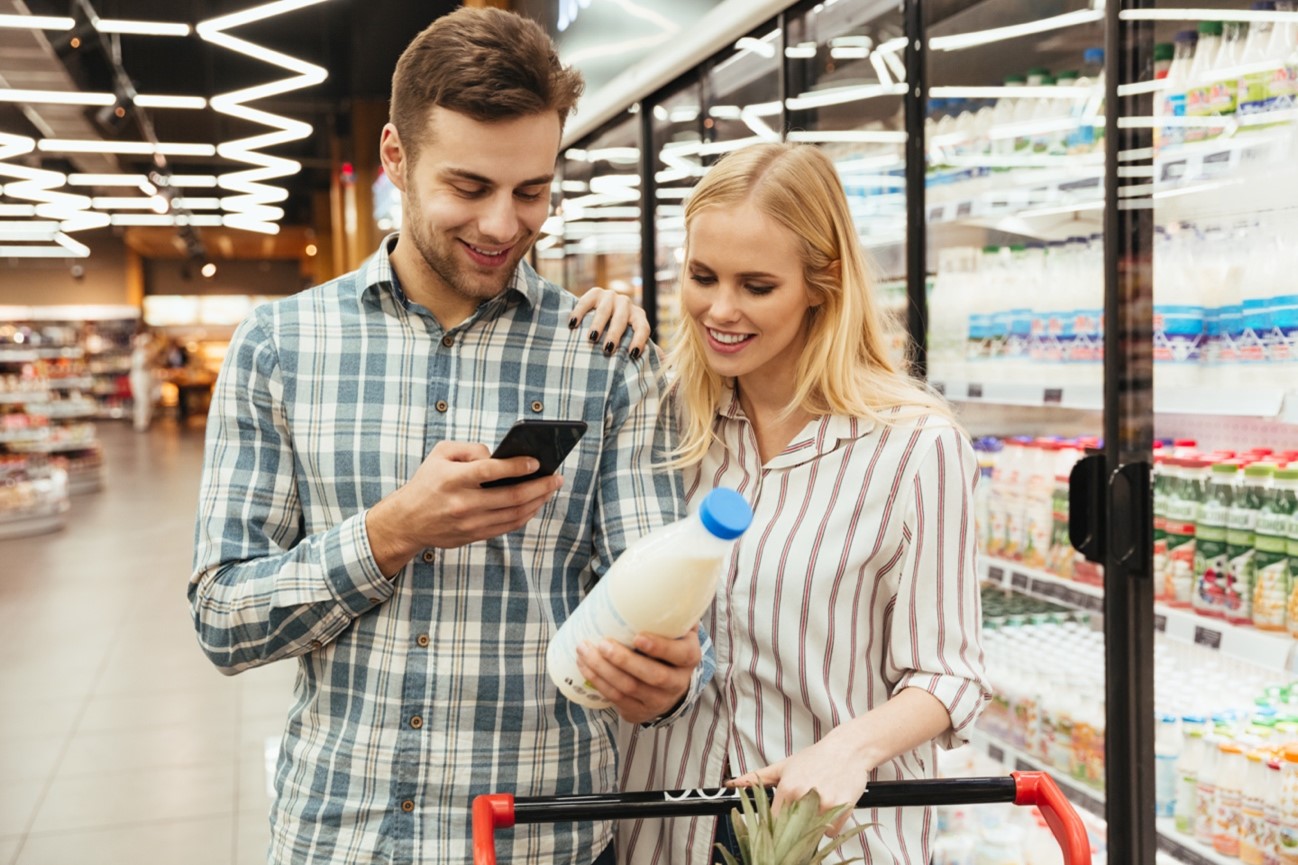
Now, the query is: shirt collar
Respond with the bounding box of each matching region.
[719,383,876,469]
[358,231,540,313]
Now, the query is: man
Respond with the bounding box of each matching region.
[190,9,706,864]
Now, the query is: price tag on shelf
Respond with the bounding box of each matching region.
[966,383,984,399]
[1194,625,1223,650]
[988,744,1005,764]
[1011,571,1030,591]
[988,565,1005,585]
[1154,613,1167,633]
[1043,388,1063,405]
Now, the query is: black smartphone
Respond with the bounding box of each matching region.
[481,419,588,488]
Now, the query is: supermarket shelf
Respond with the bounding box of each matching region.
[0,391,48,405]
[67,464,102,496]
[982,557,1104,615]
[970,729,1235,865]
[0,502,67,540]
[0,430,48,445]
[5,439,98,455]
[45,377,94,391]
[968,728,1104,819]
[0,350,39,363]
[982,557,1297,673]
[32,346,84,360]
[932,380,1294,419]
[32,402,99,421]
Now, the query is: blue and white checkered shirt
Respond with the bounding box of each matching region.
[190,236,695,864]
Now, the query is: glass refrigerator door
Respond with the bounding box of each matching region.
[649,76,704,345]
[1127,3,1298,865]
[558,109,643,303]
[783,0,910,369]
[922,1,1118,861]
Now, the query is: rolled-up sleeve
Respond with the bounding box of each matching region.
[189,313,391,675]
[889,425,991,749]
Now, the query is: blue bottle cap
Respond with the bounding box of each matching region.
[699,488,753,540]
[1084,47,1104,65]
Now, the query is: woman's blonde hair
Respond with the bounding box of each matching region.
[666,142,953,466]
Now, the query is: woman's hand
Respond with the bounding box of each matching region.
[568,286,651,360]
[727,727,873,836]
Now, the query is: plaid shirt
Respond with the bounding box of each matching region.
[190,236,693,865]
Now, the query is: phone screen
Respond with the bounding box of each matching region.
[481,419,588,488]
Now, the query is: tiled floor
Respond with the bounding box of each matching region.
[1,419,292,865]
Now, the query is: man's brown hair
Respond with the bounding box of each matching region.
[390,7,585,163]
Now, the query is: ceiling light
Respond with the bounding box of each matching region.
[198,0,333,234]
[304,243,317,256]
[0,89,114,106]
[784,42,818,59]
[734,36,775,58]
[134,95,208,109]
[96,19,192,36]
[109,214,224,226]
[1121,8,1298,22]
[929,9,1103,51]
[201,261,217,278]
[0,14,73,30]
[787,130,908,144]
[786,83,907,111]
[38,140,217,156]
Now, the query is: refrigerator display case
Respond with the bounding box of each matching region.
[549,1,1298,861]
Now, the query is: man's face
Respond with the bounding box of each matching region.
[382,106,559,306]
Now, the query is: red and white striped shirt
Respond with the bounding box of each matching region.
[617,392,991,865]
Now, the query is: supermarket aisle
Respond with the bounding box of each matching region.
[0,419,292,865]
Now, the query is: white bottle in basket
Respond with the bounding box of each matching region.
[547,488,753,709]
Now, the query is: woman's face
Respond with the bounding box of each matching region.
[682,204,820,385]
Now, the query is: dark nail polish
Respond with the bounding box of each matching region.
[588,330,599,343]
[629,348,641,361]
[604,342,615,355]
[568,317,578,330]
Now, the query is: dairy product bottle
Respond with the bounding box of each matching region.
[1168,459,1207,607]
[1161,30,1200,150]
[1176,719,1205,834]
[1187,22,1224,143]
[1258,468,1298,637]
[547,488,753,708]
[1239,3,1279,122]
[1196,462,1234,617]
[1268,757,1285,865]
[1225,462,1261,626]
[991,76,1025,158]
[1197,734,1221,843]
[1156,714,1183,818]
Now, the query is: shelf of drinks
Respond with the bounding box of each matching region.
[923,120,1298,231]
[969,728,1235,865]
[932,380,1297,420]
[5,438,99,456]
[982,557,1297,675]
[0,391,48,406]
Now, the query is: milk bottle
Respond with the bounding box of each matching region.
[547,488,753,708]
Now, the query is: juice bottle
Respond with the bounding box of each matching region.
[1268,757,1284,865]
[1245,750,1272,865]
[1216,741,1246,857]
[546,488,752,708]
[1197,734,1221,843]
[1255,467,1296,635]
[1277,745,1298,864]
[1196,462,1234,617]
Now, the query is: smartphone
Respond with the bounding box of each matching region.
[481,419,588,488]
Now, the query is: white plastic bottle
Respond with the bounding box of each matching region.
[546,488,753,708]
[1156,714,1184,818]
[1161,30,1200,150]
[1176,718,1206,834]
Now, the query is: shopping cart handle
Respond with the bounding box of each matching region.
[472,773,1089,865]
[1012,771,1091,865]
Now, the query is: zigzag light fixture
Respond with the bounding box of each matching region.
[198,0,332,235]
[0,0,331,256]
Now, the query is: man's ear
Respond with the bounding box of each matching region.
[378,123,407,193]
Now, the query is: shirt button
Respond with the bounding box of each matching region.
[531,400,544,413]
[368,597,380,605]
[435,400,448,413]
[401,799,415,813]
[422,550,435,563]
[416,634,430,648]
[441,335,454,348]
[410,715,423,729]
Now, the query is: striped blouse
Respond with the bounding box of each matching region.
[617,391,991,865]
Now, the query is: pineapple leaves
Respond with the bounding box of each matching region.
[713,786,866,865]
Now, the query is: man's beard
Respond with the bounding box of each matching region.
[405,197,530,305]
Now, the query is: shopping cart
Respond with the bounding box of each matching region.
[472,771,1090,865]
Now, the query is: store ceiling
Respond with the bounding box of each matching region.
[3,0,458,237]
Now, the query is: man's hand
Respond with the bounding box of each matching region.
[366,440,563,575]
[575,628,702,725]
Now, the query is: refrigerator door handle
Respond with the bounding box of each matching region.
[1068,453,1107,564]
[1108,460,1152,574]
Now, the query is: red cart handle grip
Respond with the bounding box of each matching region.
[473,793,514,865]
[1012,771,1091,865]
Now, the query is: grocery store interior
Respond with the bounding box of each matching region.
[4,0,1298,863]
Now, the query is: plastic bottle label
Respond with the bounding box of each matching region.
[546,576,638,709]
[1154,305,1206,362]
[1157,753,1179,817]
[1176,773,1198,834]
[1216,786,1243,856]
[1196,524,1230,616]
[1272,295,1298,361]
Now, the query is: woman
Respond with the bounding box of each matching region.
[572,142,990,864]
